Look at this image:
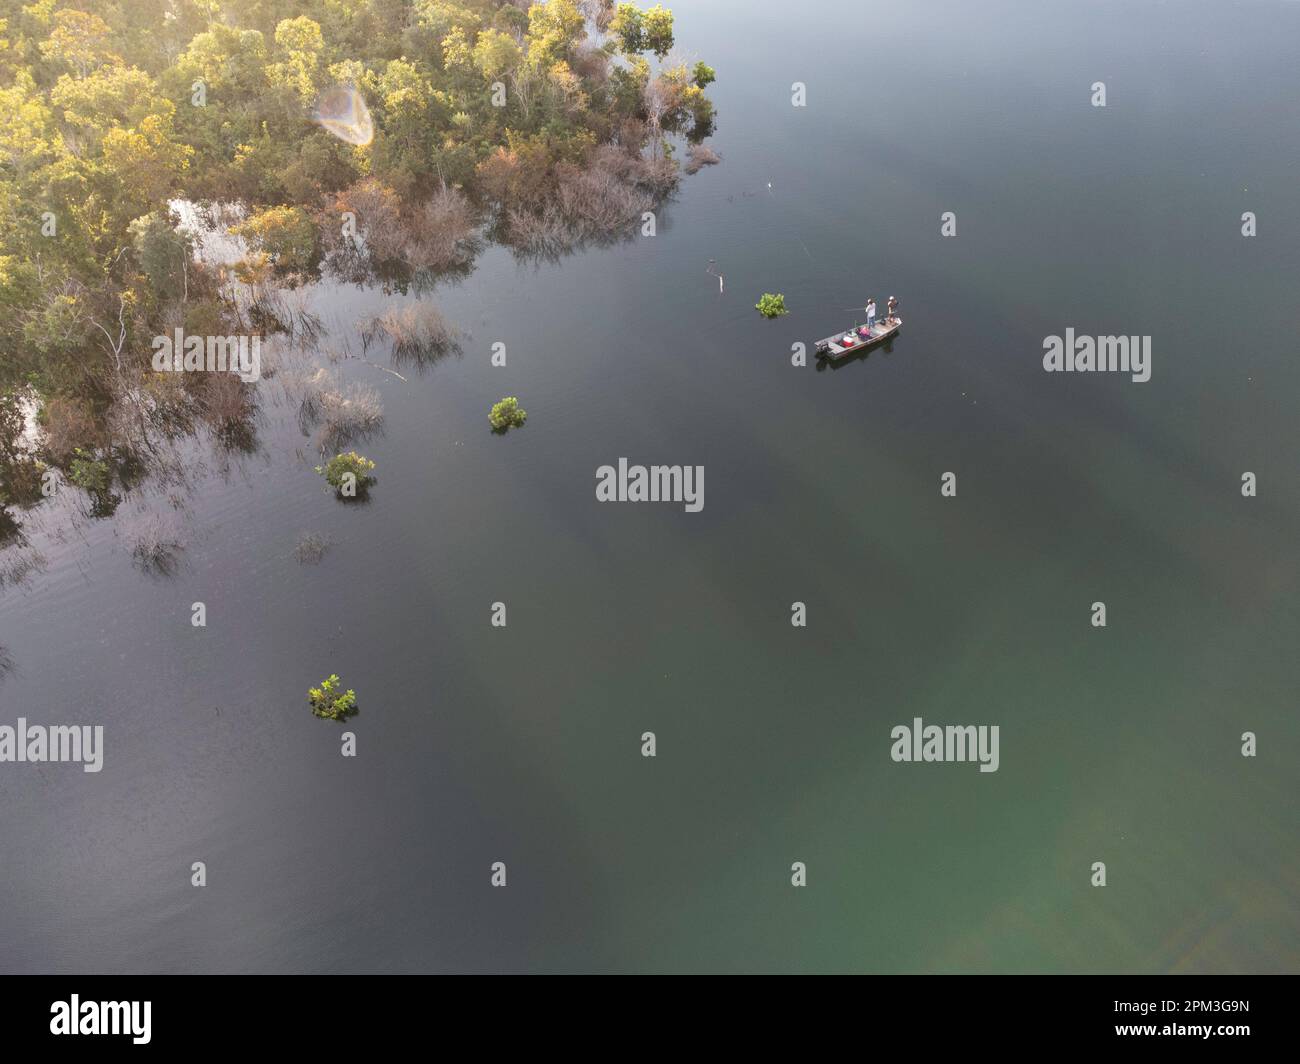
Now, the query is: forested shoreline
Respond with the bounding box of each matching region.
[0,0,717,547]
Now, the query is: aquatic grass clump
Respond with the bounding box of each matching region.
[130,518,187,578]
[755,293,788,319]
[300,369,384,452]
[293,531,332,565]
[360,304,461,368]
[489,397,527,432]
[308,674,357,721]
[316,451,376,497]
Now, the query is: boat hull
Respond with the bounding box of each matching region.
[815,318,902,360]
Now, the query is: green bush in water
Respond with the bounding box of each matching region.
[68,449,111,494]
[489,396,527,431]
[308,674,357,721]
[315,451,375,495]
[755,293,788,318]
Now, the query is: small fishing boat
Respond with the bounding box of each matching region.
[815,318,902,360]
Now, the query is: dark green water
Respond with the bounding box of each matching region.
[1,0,1297,972]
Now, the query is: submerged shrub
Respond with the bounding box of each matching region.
[360,304,460,367]
[293,531,331,565]
[42,397,104,460]
[403,186,478,272]
[684,143,721,175]
[67,449,111,494]
[0,458,46,507]
[308,674,357,721]
[329,178,405,263]
[316,451,375,496]
[488,397,527,431]
[328,182,478,277]
[503,145,678,258]
[200,372,255,433]
[300,370,384,451]
[130,518,186,577]
[755,293,788,318]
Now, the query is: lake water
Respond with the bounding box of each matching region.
[1,0,1297,973]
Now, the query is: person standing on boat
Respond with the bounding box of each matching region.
[865,298,877,332]
[887,296,898,323]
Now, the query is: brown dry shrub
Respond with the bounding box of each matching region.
[199,372,253,430]
[359,304,460,367]
[476,137,558,211]
[130,517,186,577]
[684,144,722,175]
[506,203,580,258]
[555,159,653,233]
[637,154,680,197]
[403,186,477,272]
[475,147,523,205]
[613,117,648,151]
[300,369,384,450]
[331,178,406,263]
[42,398,104,460]
[507,144,679,256]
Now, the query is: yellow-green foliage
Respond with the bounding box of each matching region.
[230,205,320,277]
[308,674,357,720]
[488,396,526,431]
[315,451,376,492]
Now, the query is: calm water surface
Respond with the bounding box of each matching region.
[1,0,1297,972]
